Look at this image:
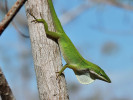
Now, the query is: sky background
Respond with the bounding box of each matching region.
[0,0,133,100]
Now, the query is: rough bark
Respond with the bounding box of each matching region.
[25,0,69,100]
[0,68,15,100]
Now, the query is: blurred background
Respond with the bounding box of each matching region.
[0,0,133,100]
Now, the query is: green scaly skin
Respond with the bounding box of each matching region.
[30,0,111,84]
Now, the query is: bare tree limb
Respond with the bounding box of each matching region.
[0,0,27,35]
[25,0,69,99]
[60,0,133,25]
[4,0,8,12]
[12,21,29,38]
[60,3,90,25]
[0,67,15,100]
[3,0,29,38]
[92,0,133,10]
[0,1,7,14]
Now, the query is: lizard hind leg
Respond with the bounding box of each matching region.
[57,64,75,77]
[62,64,95,84]
[57,64,68,76]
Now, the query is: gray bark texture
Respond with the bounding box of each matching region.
[25,0,69,100]
[0,68,15,100]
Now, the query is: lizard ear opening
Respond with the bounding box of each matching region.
[74,70,95,84]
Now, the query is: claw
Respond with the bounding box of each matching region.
[28,12,36,19]
[55,71,59,73]
[31,20,37,23]
[40,13,43,19]
[55,71,59,79]
[55,71,64,80]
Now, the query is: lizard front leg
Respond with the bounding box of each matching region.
[29,12,60,39]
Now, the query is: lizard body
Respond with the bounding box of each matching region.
[30,0,111,84]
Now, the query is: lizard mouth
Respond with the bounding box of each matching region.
[73,69,111,84]
[90,70,111,83]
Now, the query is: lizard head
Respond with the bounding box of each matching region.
[74,61,111,84]
[88,63,111,83]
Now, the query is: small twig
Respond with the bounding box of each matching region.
[0,67,15,100]
[12,21,29,38]
[4,0,8,12]
[0,1,7,14]
[92,0,133,11]
[0,0,27,36]
[60,3,90,25]
[4,0,29,38]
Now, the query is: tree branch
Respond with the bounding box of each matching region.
[0,0,27,35]
[25,0,69,100]
[0,67,15,100]
[93,0,133,11]
[60,3,90,25]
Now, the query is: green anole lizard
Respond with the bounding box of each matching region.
[29,0,111,84]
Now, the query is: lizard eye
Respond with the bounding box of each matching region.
[99,72,103,76]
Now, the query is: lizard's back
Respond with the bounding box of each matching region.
[48,0,84,65]
[58,33,84,65]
